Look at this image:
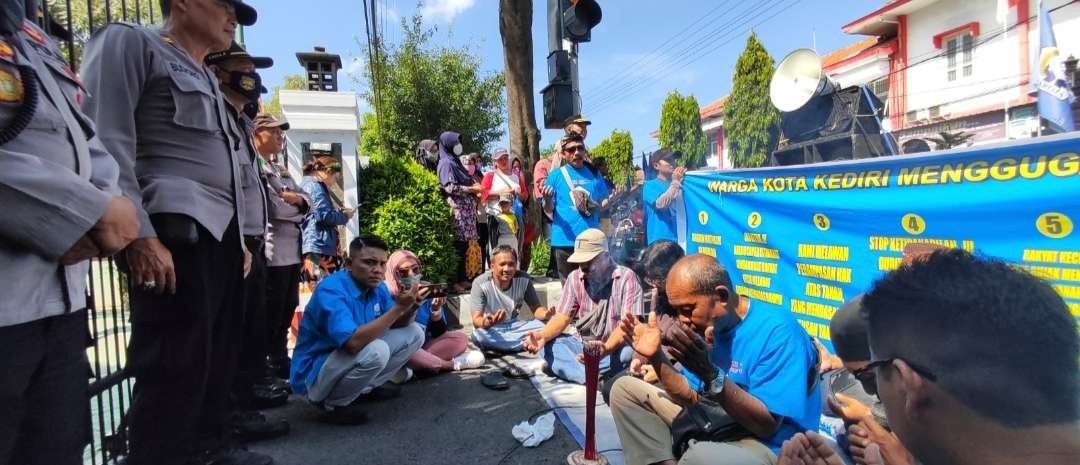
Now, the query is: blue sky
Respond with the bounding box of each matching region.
[245,0,879,154]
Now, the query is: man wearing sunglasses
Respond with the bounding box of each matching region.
[541,133,611,280]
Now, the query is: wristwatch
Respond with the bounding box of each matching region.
[704,370,726,397]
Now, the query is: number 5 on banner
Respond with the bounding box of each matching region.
[1037,212,1073,239]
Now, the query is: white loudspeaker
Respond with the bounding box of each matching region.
[769,48,836,112]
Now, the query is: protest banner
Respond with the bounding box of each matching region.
[679,133,1080,347]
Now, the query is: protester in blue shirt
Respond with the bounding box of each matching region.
[290,235,426,425]
[642,149,686,245]
[611,254,821,465]
[541,133,612,281]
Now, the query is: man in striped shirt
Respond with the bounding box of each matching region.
[524,229,644,384]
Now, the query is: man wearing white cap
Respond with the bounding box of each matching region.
[523,229,643,384]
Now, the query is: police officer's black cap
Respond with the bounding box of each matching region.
[649,149,681,167]
[229,0,258,26]
[205,41,273,68]
[161,0,257,26]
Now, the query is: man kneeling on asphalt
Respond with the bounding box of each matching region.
[523,228,643,384]
[290,235,425,424]
[470,245,551,353]
[612,254,821,465]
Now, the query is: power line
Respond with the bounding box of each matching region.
[583,0,736,98]
[586,0,781,107]
[589,0,803,113]
[587,0,797,110]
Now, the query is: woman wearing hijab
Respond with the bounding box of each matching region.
[385,251,486,376]
[436,132,482,293]
[415,139,439,172]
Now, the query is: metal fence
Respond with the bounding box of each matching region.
[84,258,133,465]
[34,2,161,464]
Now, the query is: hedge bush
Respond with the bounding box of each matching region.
[359,154,457,282]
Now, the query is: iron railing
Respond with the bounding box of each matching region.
[35,2,161,464]
[84,258,133,465]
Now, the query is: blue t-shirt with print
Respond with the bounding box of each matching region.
[545,164,611,247]
[710,304,822,455]
[290,270,396,395]
[642,178,678,244]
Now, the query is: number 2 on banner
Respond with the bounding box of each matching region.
[1037,212,1073,239]
[747,212,762,229]
[902,213,926,236]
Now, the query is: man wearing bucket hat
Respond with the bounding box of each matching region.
[523,228,643,384]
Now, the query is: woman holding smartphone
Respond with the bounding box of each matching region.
[385,250,486,376]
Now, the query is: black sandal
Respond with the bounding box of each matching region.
[502,363,531,380]
[481,372,510,391]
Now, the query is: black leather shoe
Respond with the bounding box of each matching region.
[231,411,290,442]
[251,383,290,409]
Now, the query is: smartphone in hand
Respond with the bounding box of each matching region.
[422,283,449,298]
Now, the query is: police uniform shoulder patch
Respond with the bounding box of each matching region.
[0,69,24,103]
[21,23,47,46]
[0,39,13,62]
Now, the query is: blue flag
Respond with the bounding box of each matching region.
[1033,1,1076,133]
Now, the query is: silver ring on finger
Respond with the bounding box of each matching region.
[142,280,157,289]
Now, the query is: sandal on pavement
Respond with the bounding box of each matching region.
[481,372,509,391]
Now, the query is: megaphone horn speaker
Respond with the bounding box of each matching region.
[770,48,836,112]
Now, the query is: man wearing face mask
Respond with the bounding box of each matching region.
[205,42,294,442]
[0,6,140,465]
[612,254,821,465]
[522,229,643,384]
[79,1,271,464]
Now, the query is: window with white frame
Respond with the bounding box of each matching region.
[707,131,719,158]
[945,33,974,82]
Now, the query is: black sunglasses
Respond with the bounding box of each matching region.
[852,358,938,384]
[564,145,587,153]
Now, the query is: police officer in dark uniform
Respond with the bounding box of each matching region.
[205,40,291,442]
[78,1,273,464]
[0,3,139,464]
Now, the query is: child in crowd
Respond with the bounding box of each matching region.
[495,193,519,251]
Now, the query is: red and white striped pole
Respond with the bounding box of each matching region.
[568,339,608,465]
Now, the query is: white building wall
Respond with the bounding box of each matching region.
[904,0,1080,119]
[280,90,361,243]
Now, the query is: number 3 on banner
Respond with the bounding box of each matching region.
[901,213,926,236]
[813,213,831,232]
[1036,212,1073,239]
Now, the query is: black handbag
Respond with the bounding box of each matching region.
[670,398,750,458]
[671,334,822,458]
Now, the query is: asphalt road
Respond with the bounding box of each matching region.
[249,356,580,465]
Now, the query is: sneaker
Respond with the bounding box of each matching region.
[388,367,413,385]
[230,411,289,442]
[452,350,486,371]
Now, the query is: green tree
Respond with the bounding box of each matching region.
[926,131,974,150]
[658,91,707,168]
[263,74,307,118]
[361,13,505,157]
[589,129,634,187]
[726,33,780,168]
[46,0,162,67]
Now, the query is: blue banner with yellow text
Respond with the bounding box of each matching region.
[679,134,1080,349]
